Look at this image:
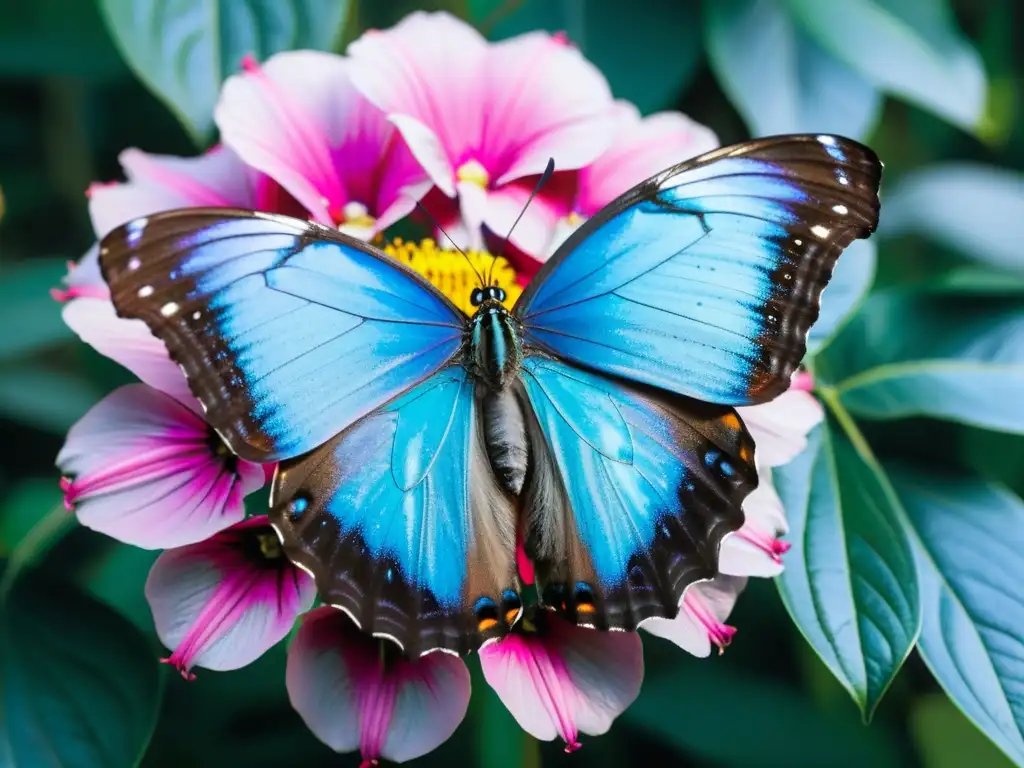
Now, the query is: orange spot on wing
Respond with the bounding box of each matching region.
[478,617,498,632]
[722,413,741,430]
[505,608,521,625]
[739,445,752,462]
[576,602,596,614]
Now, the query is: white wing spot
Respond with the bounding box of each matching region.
[818,135,837,146]
[837,173,850,186]
[127,256,141,271]
[811,225,831,239]
[832,204,849,215]
[137,285,154,298]
[794,239,803,246]
[160,301,180,317]
[192,310,202,320]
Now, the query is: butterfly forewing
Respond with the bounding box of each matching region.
[99,208,465,463]
[515,134,882,406]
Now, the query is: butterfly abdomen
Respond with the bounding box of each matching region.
[469,300,523,392]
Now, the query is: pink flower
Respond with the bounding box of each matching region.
[347,11,618,256]
[215,51,432,238]
[479,611,643,752]
[642,576,746,657]
[287,607,471,766]
[56,299,264,549]
[146,516,315,678]
[50,246,107,303]
[545,101,719,257]
[56,383,264,549]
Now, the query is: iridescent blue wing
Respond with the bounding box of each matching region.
[100,209,465,462]
[515,135,882,406]
[270,366,520,657]
[517,356,756,628]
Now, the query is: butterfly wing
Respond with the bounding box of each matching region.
[515,135,882,406]
[270,365,520,657]
[516,356,756,627]
[100,208,466,462]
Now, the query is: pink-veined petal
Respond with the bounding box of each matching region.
[52,245,108,302]
[719,476,790,577]
[56,384,264,549]
[480,616,643,750]
[482,182,569,259]
[287,607,470,764]
[456,180,489,250]
[349,12,488,182]
[642,576,747,657]
[738,389,824,468]
[576,102,719,215]
[89,146,258,237]
[61,297,195,407]
[146,516,314,677]
[485,33,615,185]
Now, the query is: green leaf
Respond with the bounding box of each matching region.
[704,0,882,139]
[880,164,1024,274]
[469,0,702,114]
[467,657,538,768]
[890,467,1024,766]
[0,363,102,433]
[624,649,905,766]
[826,290,1024,433]
[773,399,920,719]
[785,0,987,132]
[809,239,877,355]
[97,0,352,143]
[0,259,74,361]
[911,694,1017,768]
[0,575,163,766]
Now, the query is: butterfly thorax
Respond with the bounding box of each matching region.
[468,298,523,392]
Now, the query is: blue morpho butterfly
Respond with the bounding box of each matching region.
[99,134,881,658]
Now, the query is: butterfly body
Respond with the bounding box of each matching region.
[98,134,882,657]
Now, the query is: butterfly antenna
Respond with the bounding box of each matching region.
[414,199,486,289]
[488,157,556,286]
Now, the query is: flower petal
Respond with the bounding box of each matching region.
[719,476,789,577]
[348,12,487,186]
[52,245,109,302]
[89,146,257,237]
[62,297,195,407]
[642,576,747,657]
[576,102,719,216]
[482,182,570,259]
[146,517,314,676]
[485,33,615,184]
[287,607,470,763]
[738,389,824,468]
[480,616,643,749]
[57,384,264,549]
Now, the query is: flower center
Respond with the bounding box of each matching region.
[384,238,521,316]
[456,159,490,189]
[327,200,377,233]
[257,531,283,560]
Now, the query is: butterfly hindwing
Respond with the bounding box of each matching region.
[100,208,466,463]
[515,134,882,406]
[517,356,756,628]
[270,365,521,657]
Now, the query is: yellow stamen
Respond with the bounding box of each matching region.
[456,159,490,188]
[257,531,282,560]
[384,238,522,316]
[566,211,584,227]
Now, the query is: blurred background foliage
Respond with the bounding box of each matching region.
[1,0,1022,766]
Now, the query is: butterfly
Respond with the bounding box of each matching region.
[99,134,881,657]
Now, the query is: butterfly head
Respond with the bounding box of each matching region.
[470,285,507,307]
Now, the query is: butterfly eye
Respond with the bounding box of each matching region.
[470,288,486,307]
[491,287,507,302]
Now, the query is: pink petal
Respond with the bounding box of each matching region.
[642,576,746,657]
[719,476,790,577]
[146,516,314,677]
[217,51,430,231]
[62,297,195,407]
[89,146,258,237]
[348,12,487,187]
[52,245,109,302]
[56,384,264,549]
[480,614,643,750]
[576,102,719,216]
[482,182,570,260]
[287,607,470,764]
[484,32,616,185]
[737,389,824,468]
